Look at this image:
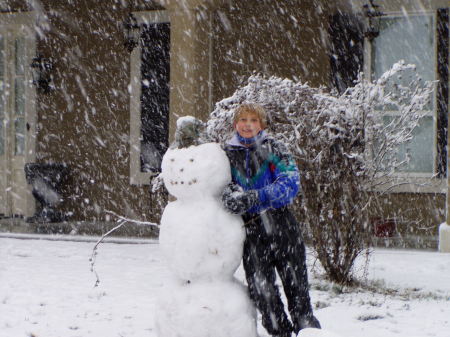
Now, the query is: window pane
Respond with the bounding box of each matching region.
[15,37,25,75]
[0,80,4,118]
[0,36,4,77]
[14,117,25,155]
[0,36,4,117]
[372,15,435,174]
[384,115,434,173]
[15,78,25,115]
[373,16,435,81]
[373,15,435,111]
[0,118,4,156]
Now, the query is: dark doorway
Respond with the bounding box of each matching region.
[140,22,170,173]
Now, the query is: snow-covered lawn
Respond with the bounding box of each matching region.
[0,234,449,337]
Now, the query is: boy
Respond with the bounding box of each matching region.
[222,103,320,337]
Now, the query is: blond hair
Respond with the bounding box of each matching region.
[233,103,268,128]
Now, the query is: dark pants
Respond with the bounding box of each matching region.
[243,210,314,336]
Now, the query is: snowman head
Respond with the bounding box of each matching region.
[161,143,231,200]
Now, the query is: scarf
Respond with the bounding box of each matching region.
[236,131,264,145]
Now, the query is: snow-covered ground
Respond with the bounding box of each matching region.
[0,234,449,337]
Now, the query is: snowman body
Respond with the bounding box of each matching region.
[160,198,245,282]
[156,142,257,337]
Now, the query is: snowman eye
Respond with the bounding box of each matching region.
[189,158,194,162]
[170,158,175,162]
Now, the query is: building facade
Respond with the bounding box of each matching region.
[0,0,448,244]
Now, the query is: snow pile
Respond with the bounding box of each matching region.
[156,280,255,337]
[298,328,343,337]
[176,115,198,128]
[32,177,61,205]
[172,115,208,149]
[0,238,449,337]
[156,142,257,337]
[439,222,450,252]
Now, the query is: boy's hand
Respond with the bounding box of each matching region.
[221,183,259,214]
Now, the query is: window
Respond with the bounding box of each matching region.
[0,12,36,216]
[130,10,170,185]
[367,9,449,183]
[371,14,436,175]
[0,35,5,157]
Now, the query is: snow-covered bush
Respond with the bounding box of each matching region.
[207,62,433,284]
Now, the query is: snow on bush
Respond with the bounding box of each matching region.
[207,61,433,284]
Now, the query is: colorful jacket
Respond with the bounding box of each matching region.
[224,131,300,214]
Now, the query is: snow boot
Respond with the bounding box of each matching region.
[298,315,321,330]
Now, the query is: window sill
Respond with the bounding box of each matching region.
[371,175,446,194]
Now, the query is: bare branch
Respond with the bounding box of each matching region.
[89,211,160,287]
[90,219,127,287]
[206,62,433,284]
[105,210,159,227]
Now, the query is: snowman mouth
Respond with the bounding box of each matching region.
[170,178,198,186]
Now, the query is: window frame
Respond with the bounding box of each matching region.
[0,11,37,216]
[129,10,170,186]
[364,10,447,193]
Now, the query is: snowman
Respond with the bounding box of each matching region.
[155,116,257,337]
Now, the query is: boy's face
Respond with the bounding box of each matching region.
[234,112,263,138]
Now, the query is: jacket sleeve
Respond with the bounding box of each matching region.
[256,140,300,210]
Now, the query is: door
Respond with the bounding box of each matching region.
[129,10,170,185]
[140,22,170,173]
[0,13,36,217]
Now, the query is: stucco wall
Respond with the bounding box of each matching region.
[34,0,163,222]
[212,0,331,104]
